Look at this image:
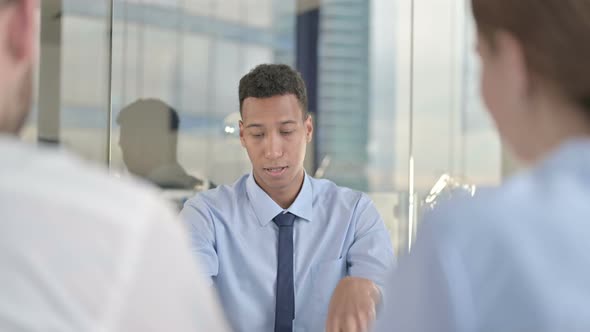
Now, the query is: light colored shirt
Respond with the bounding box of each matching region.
[181,172,395,332]
[375,139,590,332]
[0,136,229,332]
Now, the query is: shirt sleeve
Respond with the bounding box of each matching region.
[179,197,219,285]
[372,214,475,332]
[115,203,230,332]
[347,193,396,289]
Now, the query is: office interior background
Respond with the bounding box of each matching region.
[27,0,518,255]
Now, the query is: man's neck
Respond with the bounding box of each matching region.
[256,171,305,209]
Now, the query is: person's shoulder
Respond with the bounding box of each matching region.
[438,145,590,234]
[183,174,248,211]
[2,141,173,226]
[310,176,366,205]
[420,169,547,251]
[0,142,212,330]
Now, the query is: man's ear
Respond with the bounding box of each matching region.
[239,120,246,148]
[304,114,313,143]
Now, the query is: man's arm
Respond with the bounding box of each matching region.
[326,194,395,332]
[179,197,219,286]
[326,276,381,332]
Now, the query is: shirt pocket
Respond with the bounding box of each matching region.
[310,257,347,310]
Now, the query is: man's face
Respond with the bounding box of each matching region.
[240,94,312,197]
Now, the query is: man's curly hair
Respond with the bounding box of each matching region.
[238,64,308,119]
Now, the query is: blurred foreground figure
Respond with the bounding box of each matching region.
[0,1,228,330]
[375,0,590,331]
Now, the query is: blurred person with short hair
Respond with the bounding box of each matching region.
[375,0,590,331]
[0,1,228,331]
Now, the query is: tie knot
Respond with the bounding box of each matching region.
[273,212,295,227]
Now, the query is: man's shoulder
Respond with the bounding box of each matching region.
[183,174,249,211]
[309,176,366,205]
[1,141,171,225]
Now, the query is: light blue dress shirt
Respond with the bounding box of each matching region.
[375,139,590,332]
[181,172,395,332]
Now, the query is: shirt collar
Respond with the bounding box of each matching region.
[246,172,313,226]
[544,138,590,168]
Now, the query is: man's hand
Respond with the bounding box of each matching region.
[325,277,381,332]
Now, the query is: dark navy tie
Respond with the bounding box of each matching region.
[273,212,296,332]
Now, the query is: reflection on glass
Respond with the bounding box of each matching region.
[422,173,476,211]
[117,98,211,190]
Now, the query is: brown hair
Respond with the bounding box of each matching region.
[472,0,590,110]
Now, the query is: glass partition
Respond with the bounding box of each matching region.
[33,0,503,255]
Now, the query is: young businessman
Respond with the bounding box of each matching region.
[181,64,395,332]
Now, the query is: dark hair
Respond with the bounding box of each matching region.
[238,64,308,118]
[472,0,590,110]
[117,99,179,131]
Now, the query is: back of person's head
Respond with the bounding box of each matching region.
[238,64,308,119]
[472,0,590,162]
[0,0,37,134]
[117,99,180,174]
[472,0,590,113]
[117,98,180,133]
